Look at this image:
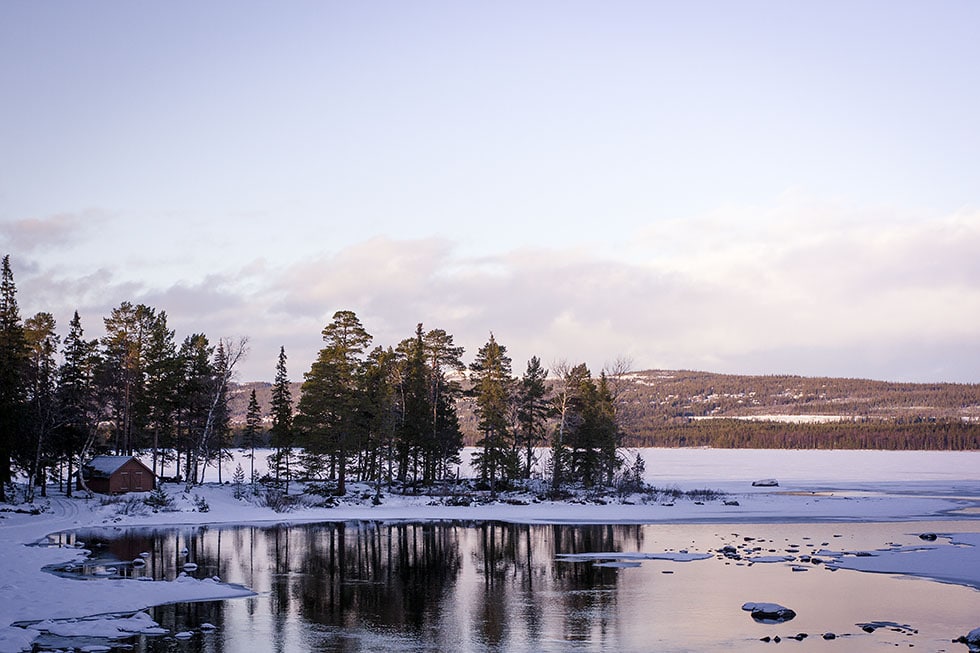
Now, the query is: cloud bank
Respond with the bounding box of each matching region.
[6,199,980,383]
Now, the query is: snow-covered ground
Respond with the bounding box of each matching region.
[1,448,979,652]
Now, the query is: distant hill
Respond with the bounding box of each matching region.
[228,370,980,450]
[615,370,980,450]
[617,369,980,421]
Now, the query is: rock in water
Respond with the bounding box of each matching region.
[752,479,779,487]
[959,627,980,652]
[742,602,797,624]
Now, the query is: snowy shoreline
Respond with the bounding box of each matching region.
[2,448,980,652]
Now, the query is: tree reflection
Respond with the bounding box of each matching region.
[66,521,648,652]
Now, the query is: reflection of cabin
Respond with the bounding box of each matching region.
[78,456,156,494]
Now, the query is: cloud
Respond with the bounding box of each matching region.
[239,205,979,382]
[0,211,106,252]
[10,199,980,383]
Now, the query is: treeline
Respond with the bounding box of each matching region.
[627,418,980,450]
[0,256,248,503]
[0,255,630,503]
[274,312,627,496]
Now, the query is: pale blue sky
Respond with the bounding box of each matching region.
[2,1,979,382]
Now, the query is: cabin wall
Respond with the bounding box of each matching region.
[78,459,156,494]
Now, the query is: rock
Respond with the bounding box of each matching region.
[823,632,836,640]
[752,479,779,487]
[742,602,797,624]
[959,627,980,652]
[919,533,938,541]
[724,500,741,506]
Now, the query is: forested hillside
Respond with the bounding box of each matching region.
[229,369,980,451]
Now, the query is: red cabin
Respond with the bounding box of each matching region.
[78,456,156,494]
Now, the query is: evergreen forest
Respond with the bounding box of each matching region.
[0,256,625,502]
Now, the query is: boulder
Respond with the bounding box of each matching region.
[752,479,779,487]
[742,602,797,624]
[956,627,980,652]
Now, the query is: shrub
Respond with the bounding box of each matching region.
[143,487,175,511]
[304,481,338,498]
[261,488,300,513]
[115,496,150,516]
[232,464,246,500]
[193,494,210,512]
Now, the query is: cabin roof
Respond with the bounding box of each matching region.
[84,455,146,477]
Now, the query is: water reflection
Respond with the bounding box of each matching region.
[48,520,980,652]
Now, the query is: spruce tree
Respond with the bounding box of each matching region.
[394,325,432,483]
[269,346,294,490]
[55,311,100,497]
[242,388,262,489]
[515,356,549,478]
[176,333,213,483]
[143,311,180,479]
[360,346,397,495]
[0,255,27,501]
[469,333,515,493]
[22,312,59,501]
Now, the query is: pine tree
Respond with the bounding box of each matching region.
[567,371,619,487]
[269,346,294,491]
[515,356,549,478]
[296,311,371,496]
[55,311,100,497]
[232,463,246,499]
[394,325,432,483]
[176,333,213,483]
[549,361,590,492]
[360,346,398,495]
[21,312,59,501]
[209,340,232,484]
[142,311,180,479]
[242,388,262,491]
[0,255,27,501]
[469,333,515,493]
[423,328,465,482]
[99,302,156,455]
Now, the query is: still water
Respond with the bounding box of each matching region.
[52,520,980,652]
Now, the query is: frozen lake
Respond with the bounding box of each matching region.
[6,448,980,653]
[47,518,980,652]
[197,446,980,488]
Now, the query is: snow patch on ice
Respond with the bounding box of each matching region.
[556,551,713,563]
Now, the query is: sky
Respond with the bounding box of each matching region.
[1,1,978,383]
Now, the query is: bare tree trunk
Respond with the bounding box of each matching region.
[186,337,247,491]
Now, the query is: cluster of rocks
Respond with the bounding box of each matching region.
[759,632,840,643]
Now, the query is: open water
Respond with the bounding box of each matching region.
[47,519,980,652]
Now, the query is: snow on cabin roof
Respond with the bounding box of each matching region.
[84,455,140,476]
